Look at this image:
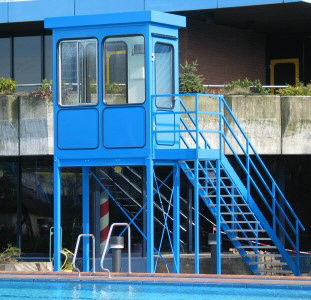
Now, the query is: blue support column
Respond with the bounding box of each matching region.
[82,166,90,272]
[146,159,154,273]
[173,164,180,273]
[194,159,200,274]
[216,159,222,274]
[53,159,61,271]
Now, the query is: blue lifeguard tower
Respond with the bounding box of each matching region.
[45,11,304,275]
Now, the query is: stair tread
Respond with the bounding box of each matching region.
[221,212,254,215]
[237,246,277,249]
[248,262,287,265]
[222,221,259,223]
[254,269,292,274]
[243,253,282,257]
[227,229,265,232]
[232,238,271,241]
[206,195,243,198]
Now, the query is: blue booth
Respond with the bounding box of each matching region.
[45,11,304,276]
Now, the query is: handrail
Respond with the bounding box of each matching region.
[100,223,131,277]
[72,234,95,277]
[152,93,305,262]
[49,226,62,263]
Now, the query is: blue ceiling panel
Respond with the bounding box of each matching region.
[145,0,217,12]
[8,0,74,23]
[75,0,144,15]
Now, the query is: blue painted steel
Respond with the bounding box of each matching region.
[53,160,61,271]
[173,164,180,273]
[82,167,90,272]
[45,10,186,30]
[146,159,154,273]
[103,107,146,148]
[58,109,99,150]
[216,159,221,274]
[194,158,199,274]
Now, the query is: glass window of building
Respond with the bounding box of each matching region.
[155,43,174,108]
[0,38,11,78]
[20,158,53,254]
[104,35,145,105]
[59,39,98,106]
[0,160,18,250]
[44,35,52,82]
[14,36,42,92]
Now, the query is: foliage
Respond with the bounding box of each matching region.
[105,83,126,94]
[0,244,20,263]
[179,60,206,93]
[224,78,268,95]
[0,77,16,94]
[30,79,53,99]
[277,82,311,96]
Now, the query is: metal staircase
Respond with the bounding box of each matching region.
[154,93,305,276]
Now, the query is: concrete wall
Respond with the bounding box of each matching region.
[0,95,19,156]
[0,94,53,156]
[225,95,311,154]
[0,94,311,156]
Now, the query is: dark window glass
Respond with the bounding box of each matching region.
[44,35,52,81]
[0,38,11,78]
[60,168,82,252]
[20,158,53,254]
[0,161,18,250]
[14,36,42,92]
[155,43,174,108]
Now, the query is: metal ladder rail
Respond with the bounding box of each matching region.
[100,223,131,278]
[72,234,95,277]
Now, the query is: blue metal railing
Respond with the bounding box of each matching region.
[152,93,305,274]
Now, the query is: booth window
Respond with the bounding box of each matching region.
[155,43,174,109]
[104,35,145,105]
[59,39,97,106]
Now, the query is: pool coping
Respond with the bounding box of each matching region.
[0,272,310,289]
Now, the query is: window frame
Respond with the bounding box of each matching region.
[58,38,99,107]
[154,42,175,109]
[103,34,146,106]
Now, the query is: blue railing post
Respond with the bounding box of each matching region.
[173,164,180,273]
[246,140,250,204]
[272,182,276,232]
[296,220,300,275]
[216,159,221,274]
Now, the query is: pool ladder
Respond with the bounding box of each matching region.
[72,223,131,278]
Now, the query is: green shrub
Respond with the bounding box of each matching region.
[0,244,20,263]
[30,79,53,99]
[105,83,125,94]
[277,82,311,96]
[0,77,16,94]
[224,78,268,95]
[179,60,206,93]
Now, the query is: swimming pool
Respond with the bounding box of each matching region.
[0,280,310,300]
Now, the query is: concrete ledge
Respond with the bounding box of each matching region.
[0,262,53,272]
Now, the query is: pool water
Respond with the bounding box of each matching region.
[0,281,310,300]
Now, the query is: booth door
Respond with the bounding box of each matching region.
[153,37,178,147]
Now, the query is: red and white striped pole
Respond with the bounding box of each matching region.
[100,191,109,254]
